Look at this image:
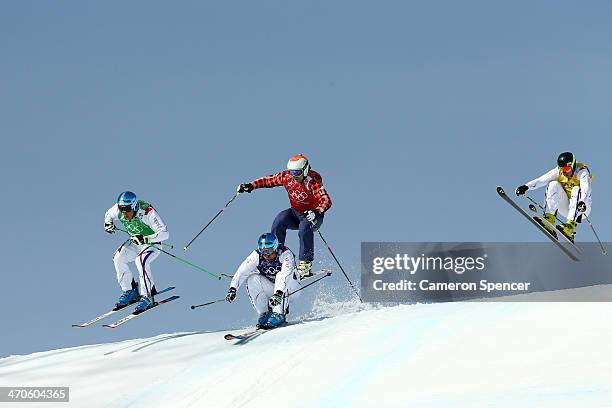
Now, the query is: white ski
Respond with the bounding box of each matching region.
[103,295,180,329]
[497,186,580,261]
[72,286,175,328]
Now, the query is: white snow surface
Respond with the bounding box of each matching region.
[2,289,612,408]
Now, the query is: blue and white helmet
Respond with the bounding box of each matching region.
[257,232,279,255]
[117,191,138,212]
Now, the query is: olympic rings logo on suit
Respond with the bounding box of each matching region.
[289,189,309,202]
[258,263,282,279]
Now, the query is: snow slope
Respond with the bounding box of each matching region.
[2,290,612,408]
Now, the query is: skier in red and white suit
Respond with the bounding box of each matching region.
[237,154,332,279]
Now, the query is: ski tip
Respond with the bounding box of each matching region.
[102,325,115,329]
[164,295,180,302]
[224,334,235,340]
[496,186,505,195]
[71,324,85,328]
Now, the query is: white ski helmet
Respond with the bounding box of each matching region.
[287,154,310,177]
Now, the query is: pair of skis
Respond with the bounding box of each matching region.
[72,287,180,329]
[223,270,330,342]
[224,328,269,342]
[224,323,289,343]
[497,187,582,261]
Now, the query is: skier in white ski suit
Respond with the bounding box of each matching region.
[516,152,592,240]
[104,191,169,312]
[226,233,300,329]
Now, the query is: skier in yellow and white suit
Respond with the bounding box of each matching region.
[515,152,592,241]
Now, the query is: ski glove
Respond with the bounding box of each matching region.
[304,210,317,222]
[515,185,529,196]
[104,221,116,234]
[269,290,284,307]
[131,235,150,245]
[237,183,254,193]
[577,201,587,213]
[226,287,237,303]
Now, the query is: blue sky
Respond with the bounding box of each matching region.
[1,1,611,356]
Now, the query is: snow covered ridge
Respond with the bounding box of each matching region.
[2,288,612,407]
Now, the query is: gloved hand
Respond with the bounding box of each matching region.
[269,290,284,307]
[237,183,254,193]
[104,221,116,234]
[515,185,529,196]
[130,235,150,245]
[226,287,237,303]
[304,210,317,222]
[577,201,587,213]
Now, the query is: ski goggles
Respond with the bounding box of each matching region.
[289,169,304,177]
[118,205,134,213]
[260,247,277,256]
[559,165,573,173]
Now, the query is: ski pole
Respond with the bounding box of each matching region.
[190,272,331,310]
[527,196,605,253]
[525,195,545,212]
[190,298,226,309]
[184,192,240,251]
[286,270,332,297]
[116,228,175,249]
[154,242,174,250]
[583,214,607,255]
[310,220,362,302]
[116,229,222,279]
[151,244,223,280]
[526,194,585,225]
[525,196,564,222]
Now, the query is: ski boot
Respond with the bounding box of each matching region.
[543,212,556,226]
[534,212,558,238]
[114,288,139,311]
[134,295,154,314]
[297,261,313,280]
[263,312,286,329]
[556,219,577,242]
[256,311,272,329]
